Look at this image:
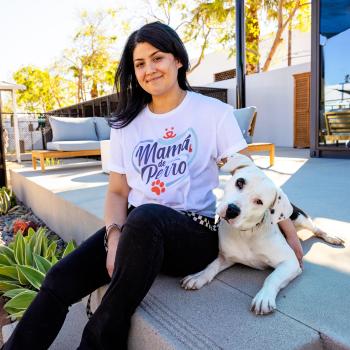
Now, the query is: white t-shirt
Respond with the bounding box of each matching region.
[109,91,247,217]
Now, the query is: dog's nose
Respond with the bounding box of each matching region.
[226,204,241,219]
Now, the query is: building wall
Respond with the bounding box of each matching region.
[188,30,311,86]
[245,63,310,147]
[189,51,235,86]
[192,63,311,147]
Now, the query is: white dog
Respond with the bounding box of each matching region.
[181,154,344,315]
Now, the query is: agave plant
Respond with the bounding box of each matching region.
[44,158,61,167]
[0,227,76,320]
[0,187,16,215]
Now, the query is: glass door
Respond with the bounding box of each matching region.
[319,0,350,149]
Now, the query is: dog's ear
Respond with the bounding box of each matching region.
[269,188,293,224]
[219,153,253,174]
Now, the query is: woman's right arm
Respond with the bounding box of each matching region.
[104,171,130,278]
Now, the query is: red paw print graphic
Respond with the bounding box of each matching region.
[163,127,176,139]
[151,180,166,195]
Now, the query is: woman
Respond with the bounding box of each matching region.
[3,22,303,350]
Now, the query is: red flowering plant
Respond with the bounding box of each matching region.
[12,219,37,236]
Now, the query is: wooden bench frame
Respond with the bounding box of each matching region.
[324,110,350,144]
[247,142,275,166]
[32,149,101,173]
[246,111,275,166]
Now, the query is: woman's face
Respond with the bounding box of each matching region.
[133,42,183,97]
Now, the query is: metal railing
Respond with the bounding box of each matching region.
[49,87,228,117]
[1,112,67,159]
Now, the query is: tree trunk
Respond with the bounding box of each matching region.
[187,28,211,74]
[262,0,301,72]
[90,80,98,99]
[262,29,284,72]
[48,78,62,108]
[246,0,260,74]
[77,69,83,103]
[288,22,292,66]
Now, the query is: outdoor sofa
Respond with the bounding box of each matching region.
[32,106,274,173]
[32,116,110,172]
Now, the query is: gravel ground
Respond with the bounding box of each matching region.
[0,202,66,250]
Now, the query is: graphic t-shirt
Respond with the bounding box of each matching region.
[109,91,247,217]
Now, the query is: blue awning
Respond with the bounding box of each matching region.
[320,0,350,38]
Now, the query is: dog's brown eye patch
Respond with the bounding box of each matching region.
[235,178,245,190]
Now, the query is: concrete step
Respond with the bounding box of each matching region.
[2,277,325,350]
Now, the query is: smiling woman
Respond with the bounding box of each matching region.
[2,22,250,350]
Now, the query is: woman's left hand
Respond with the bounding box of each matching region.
[286,234,304,269]
[106,230,121,278]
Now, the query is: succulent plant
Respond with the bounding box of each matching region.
[0,227,76,320]
[0,187,16,215]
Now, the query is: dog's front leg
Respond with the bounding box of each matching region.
[251,260,301,315]
[181,255,234,290]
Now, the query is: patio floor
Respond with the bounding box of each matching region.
[6,147,350,349]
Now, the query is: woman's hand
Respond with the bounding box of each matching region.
[278,218,304,268]
[286,234,304,269]
[106,230,121,278]
[104,172,129,278]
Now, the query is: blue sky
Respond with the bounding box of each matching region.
[324,29,350,85]
[0,0,149,81]
[0,0,207,82]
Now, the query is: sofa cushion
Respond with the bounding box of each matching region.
[49,117,98,142]
[233,107,256,144]
[47,141,101,151]
[93,117,111,140]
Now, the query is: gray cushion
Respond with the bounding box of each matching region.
[93,117,111,140]
[47,141,100,151]
[233,106,256,144]
[49,117,98,142]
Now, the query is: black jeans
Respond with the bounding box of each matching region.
[4,204,218,350]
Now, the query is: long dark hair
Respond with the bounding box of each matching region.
[108,21,192,129]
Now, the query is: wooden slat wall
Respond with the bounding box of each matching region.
[293,72,311,148]
[49,87,228,117]
[214,69,236,82]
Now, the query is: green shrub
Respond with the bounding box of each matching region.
[0,227,76,320]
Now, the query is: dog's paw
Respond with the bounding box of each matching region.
[325,235,345,246]
[180,271,208,290]
[251,289,277,315]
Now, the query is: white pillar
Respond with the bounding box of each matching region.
[12,90,21,163]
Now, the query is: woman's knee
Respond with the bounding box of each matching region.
[122,204,169,243]
[41,261,66,292]
[126,203,171,228]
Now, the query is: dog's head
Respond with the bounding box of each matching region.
[217,154,293,230]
